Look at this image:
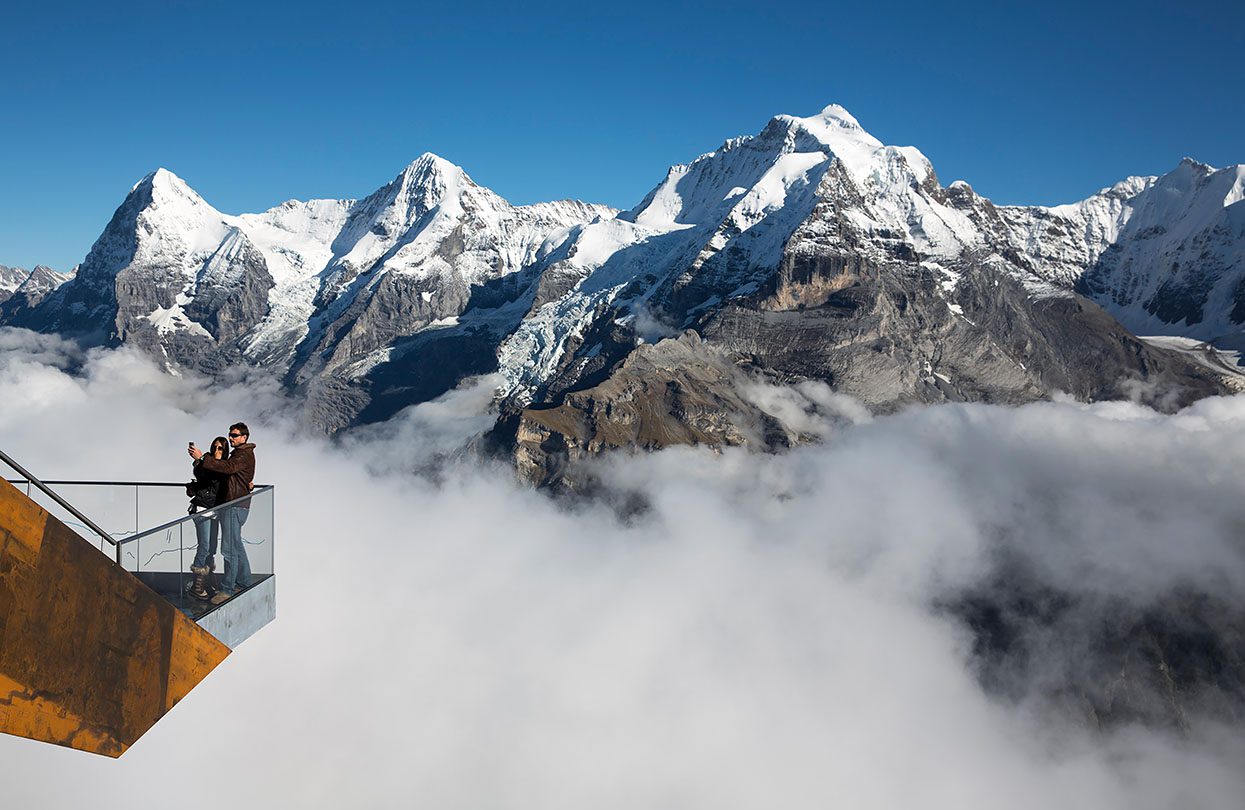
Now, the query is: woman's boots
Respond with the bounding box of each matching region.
[188,565,211,600]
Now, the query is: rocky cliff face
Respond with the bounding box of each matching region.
[509,239,1229,488]
[2,104,1241,460]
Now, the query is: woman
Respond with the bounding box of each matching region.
[187,436,229,601]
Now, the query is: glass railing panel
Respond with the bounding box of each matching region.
[136,484,195,541]
[12,482,129,552]
[122,506,189,574]
[241,487,274,578]
[117,487,275,620]
[123,484,244,574]
[3,480,194,555]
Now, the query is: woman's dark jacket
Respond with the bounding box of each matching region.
[189,457,227,509]
[199,443,256,505]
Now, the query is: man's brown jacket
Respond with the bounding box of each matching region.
[199,443,256,504]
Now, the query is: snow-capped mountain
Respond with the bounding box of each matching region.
[279,155,614,389]
[0,264,72,308]
[491,107,1243,481]
[2,104,1240,462]
[497,109,1245,406]
[3,159,613,386]
[0,265,27,302]
[988,159,1245,348]
[1073,161,1243,344]
[496,105,971,399]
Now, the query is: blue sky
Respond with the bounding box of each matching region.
[2,0,1241,271]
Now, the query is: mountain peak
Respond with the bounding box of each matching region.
[816,103,864,129]
[783,104,882,149]
[127,167,214,216]
[134,166,192,193]
[749,104,936,191]
[1163,157,1245,208]
[398,152,468,186]
[406,151,454,169]
[744,105,886,175]
[371,152,476,215]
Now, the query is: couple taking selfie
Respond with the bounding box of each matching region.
[185,422,257,606]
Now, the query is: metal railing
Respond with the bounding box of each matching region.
[116,486,274,569]
[0,449,122,563]
[1,450,272,574]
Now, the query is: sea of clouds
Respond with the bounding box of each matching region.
[1,326,1243,809]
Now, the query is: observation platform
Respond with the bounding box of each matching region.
[0,451,276,757]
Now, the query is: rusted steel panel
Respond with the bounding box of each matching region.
[0,479,230,757]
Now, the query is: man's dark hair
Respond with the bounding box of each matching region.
[230,422,250,439]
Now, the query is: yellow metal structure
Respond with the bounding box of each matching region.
[0,479,230,757]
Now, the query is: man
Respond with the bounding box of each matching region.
[189,422,256,605]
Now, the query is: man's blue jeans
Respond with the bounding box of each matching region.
[191,512,220,570]
[219,506,251,594]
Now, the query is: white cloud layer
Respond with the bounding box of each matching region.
[0,326,1243,809]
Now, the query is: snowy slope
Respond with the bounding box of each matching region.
[278,154,618,380]
[0,265,30,303]
[496,105,986,399]
[1076,161,1245,345]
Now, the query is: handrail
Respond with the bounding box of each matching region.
[3,479,188,487]
[0,449,121,559]
[4,480,270,488]
[117,485,275,549]
[4,482,272,487]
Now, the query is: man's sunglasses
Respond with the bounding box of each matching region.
[228,432,243,438]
